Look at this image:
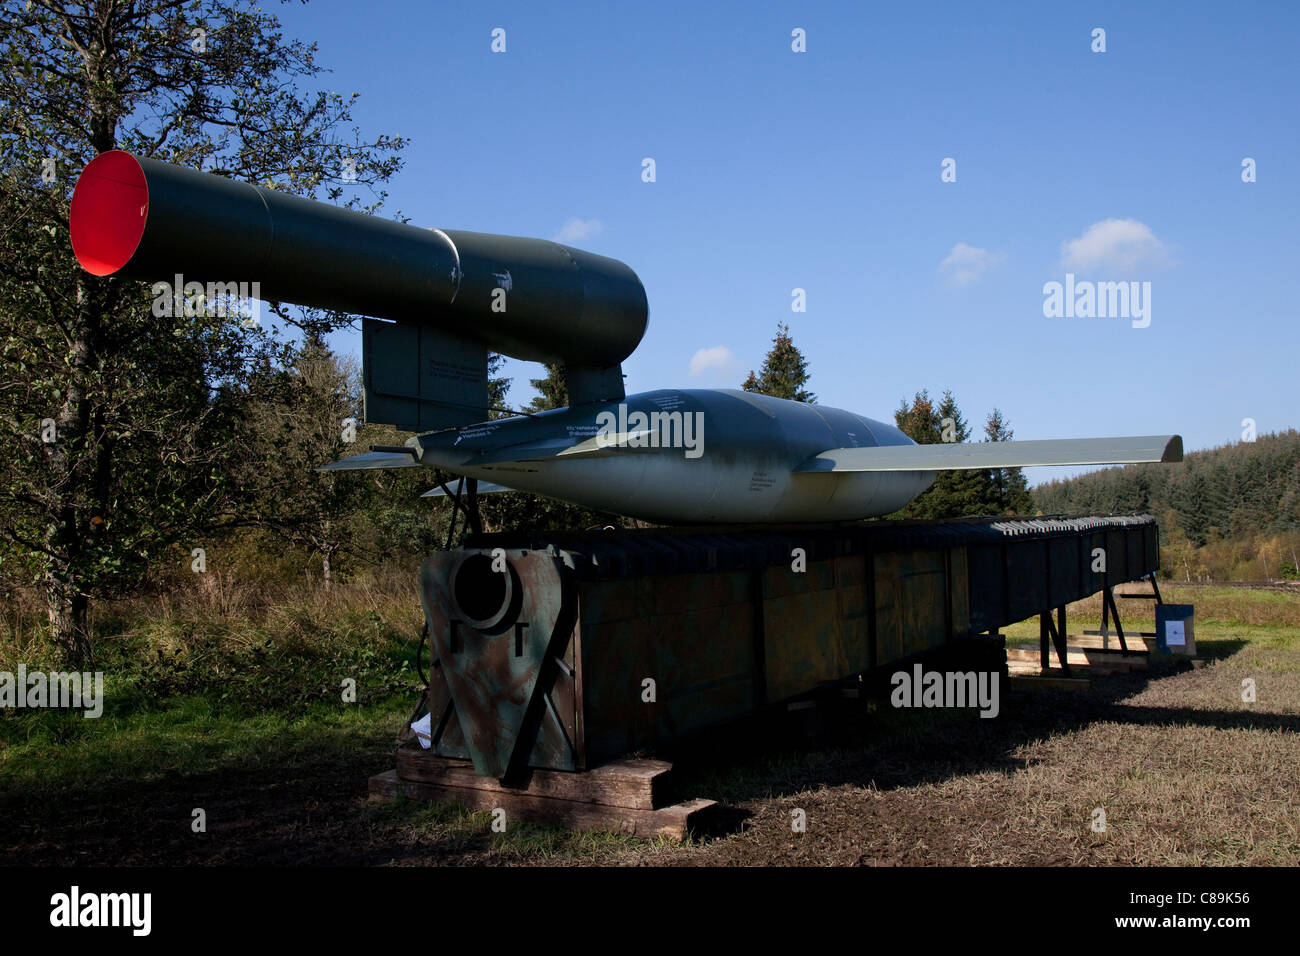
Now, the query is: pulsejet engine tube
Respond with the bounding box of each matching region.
[69,150,648,369]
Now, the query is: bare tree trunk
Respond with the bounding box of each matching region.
[319,518,334,590]
[46,571,92,667]
[43,280,97,667]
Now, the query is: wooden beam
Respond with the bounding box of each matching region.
[395,749,673,811]
[1009,674,1091,692]
[1006,648,1147,674]
[1048,633,1155,652]
[369,770,716,841]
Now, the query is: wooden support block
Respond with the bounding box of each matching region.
[1009,673,1091,692]
[1061,633,1158,652]
[1079,647,1148,670]
[395,748,673,811]
[1006,647,1147,672]
[368,769,716,842]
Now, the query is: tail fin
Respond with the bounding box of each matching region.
[362,319,489,430]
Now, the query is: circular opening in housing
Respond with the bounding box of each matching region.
[453,553,513,629]
[70,150,149,276]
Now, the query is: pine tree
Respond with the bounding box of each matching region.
[742,322,815,403]
[486,353,512,419]
[892,390,997,518]
[895,389,941,444]
[527,363,568,412]
[934,391,992,516]
[983,408,1032,515]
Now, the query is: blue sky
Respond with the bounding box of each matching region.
[276,0,1299,484]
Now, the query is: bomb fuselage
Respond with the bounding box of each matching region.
[414,388,936,524]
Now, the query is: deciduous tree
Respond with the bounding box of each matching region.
[0,0,404,663]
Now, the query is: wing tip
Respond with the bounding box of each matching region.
[1162,435,1184,463]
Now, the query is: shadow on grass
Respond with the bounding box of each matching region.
[0,696,417,866]
[654,654,1299,841]
[1194,638,1249,662]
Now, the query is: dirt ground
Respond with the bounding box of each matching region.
[4,631,1296,866]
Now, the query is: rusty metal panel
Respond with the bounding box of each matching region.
[875,549,948,663]
[655,602,758,743]
[900,549,949,658]
[572,577,647,627]
[525,618,580,771]
[577,572,758,767]
[874,552,906,666]
[419,550,578,780]
[577,613,656,766]
[577,570,750,625]
[423,659,470,761]
[836,555,872,674]
[761,560,851,701]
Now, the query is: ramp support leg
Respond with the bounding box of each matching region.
[1102,585,1128,652]
[1040,607,1071,675]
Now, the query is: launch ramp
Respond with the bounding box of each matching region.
[380,514,1161,794]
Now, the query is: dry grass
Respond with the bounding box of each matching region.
[1,561,426,669]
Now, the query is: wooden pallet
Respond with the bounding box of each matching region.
[369,748,717,841]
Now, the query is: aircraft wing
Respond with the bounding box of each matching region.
[316,450,424,472]
[421,480,517,498]
[794,435,1183,473]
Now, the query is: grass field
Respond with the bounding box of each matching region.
[1,580,1296,865]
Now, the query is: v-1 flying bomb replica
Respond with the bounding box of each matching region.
[71,151,1182,523]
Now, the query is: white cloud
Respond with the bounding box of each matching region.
[939,242,1004,285]
[551,217,603,244]
[689,345,739,377]
[1059,218,1170,273]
